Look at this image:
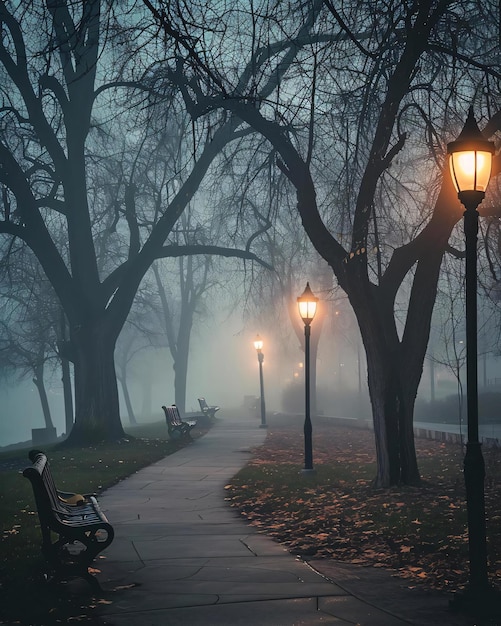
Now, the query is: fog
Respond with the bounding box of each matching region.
[0,300,367,447]
[2,289,501,449]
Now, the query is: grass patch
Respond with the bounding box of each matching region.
[225,421,501,593]
[0,419,209,624]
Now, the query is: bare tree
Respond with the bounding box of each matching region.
[0,1,270,444]
[144,0,501,486]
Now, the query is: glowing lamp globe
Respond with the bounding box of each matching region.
[447,108,494,197]
[297,282,318,326]
[253,335,263,352]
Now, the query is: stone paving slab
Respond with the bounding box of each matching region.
[99,597,348,625]
[319,596,417,626]
[308,560,474,626]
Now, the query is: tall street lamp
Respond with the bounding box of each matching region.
[297,282,318,472]
[253,335,267,429]
[447,108,498,613]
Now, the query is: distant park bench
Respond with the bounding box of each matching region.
[198,397,220,420]
[162,405,197,439]
[22,449,114,592]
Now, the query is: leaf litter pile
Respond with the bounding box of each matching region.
[225,419,501,592]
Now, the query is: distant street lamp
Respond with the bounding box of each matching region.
[253,335,267,429]
[447,108,498,612]
[297,282,318,472]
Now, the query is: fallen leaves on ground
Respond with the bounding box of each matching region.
[225,419,501,592]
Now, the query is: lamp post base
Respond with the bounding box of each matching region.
[300,468,316,475]
[450,585,501,619]
[259,423,268,429]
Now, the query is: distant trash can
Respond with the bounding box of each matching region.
[31,427,57,446]
[243,395,258,415]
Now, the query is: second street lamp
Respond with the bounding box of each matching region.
[297,282,318,472]
[447,108,498,613]
[253,335,267,429]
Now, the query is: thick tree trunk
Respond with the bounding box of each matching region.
[65,323,125,445]
[366,353,420,487]
[348,275,422,488]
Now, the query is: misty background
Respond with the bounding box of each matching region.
[3,277,500,447]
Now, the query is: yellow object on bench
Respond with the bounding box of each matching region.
[58,493,85,505]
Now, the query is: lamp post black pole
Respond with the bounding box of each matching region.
[447,108,498,615]
[462,192,488,594]
[303,322,313,471]
[257,351,267,429]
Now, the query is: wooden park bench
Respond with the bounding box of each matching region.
[162,405,197,440]
[198,397,220,420]
[22,449,114,592]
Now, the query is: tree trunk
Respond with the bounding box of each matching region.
[59,311,74,437]
[65,322,125,445]
[141,376,153,419]
[61,355,74,437]
[353,279,422,488]
[33,362,54,430]
[366,353,420,487]
[119,375,137,425]
[174,326,191,415]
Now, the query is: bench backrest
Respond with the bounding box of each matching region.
[162,404,183,426]
[23,450,67,542]
[198,398,208,411]
[23,450,64,513]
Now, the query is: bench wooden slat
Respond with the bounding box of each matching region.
[23,450,114,591]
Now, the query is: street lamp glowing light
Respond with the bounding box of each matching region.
[447,108,494,197]
[253,335,263,352]
[297,282,318,326]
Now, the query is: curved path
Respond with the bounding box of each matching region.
[97,413,469,625]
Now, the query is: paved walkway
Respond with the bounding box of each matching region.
[96,413,472,625]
